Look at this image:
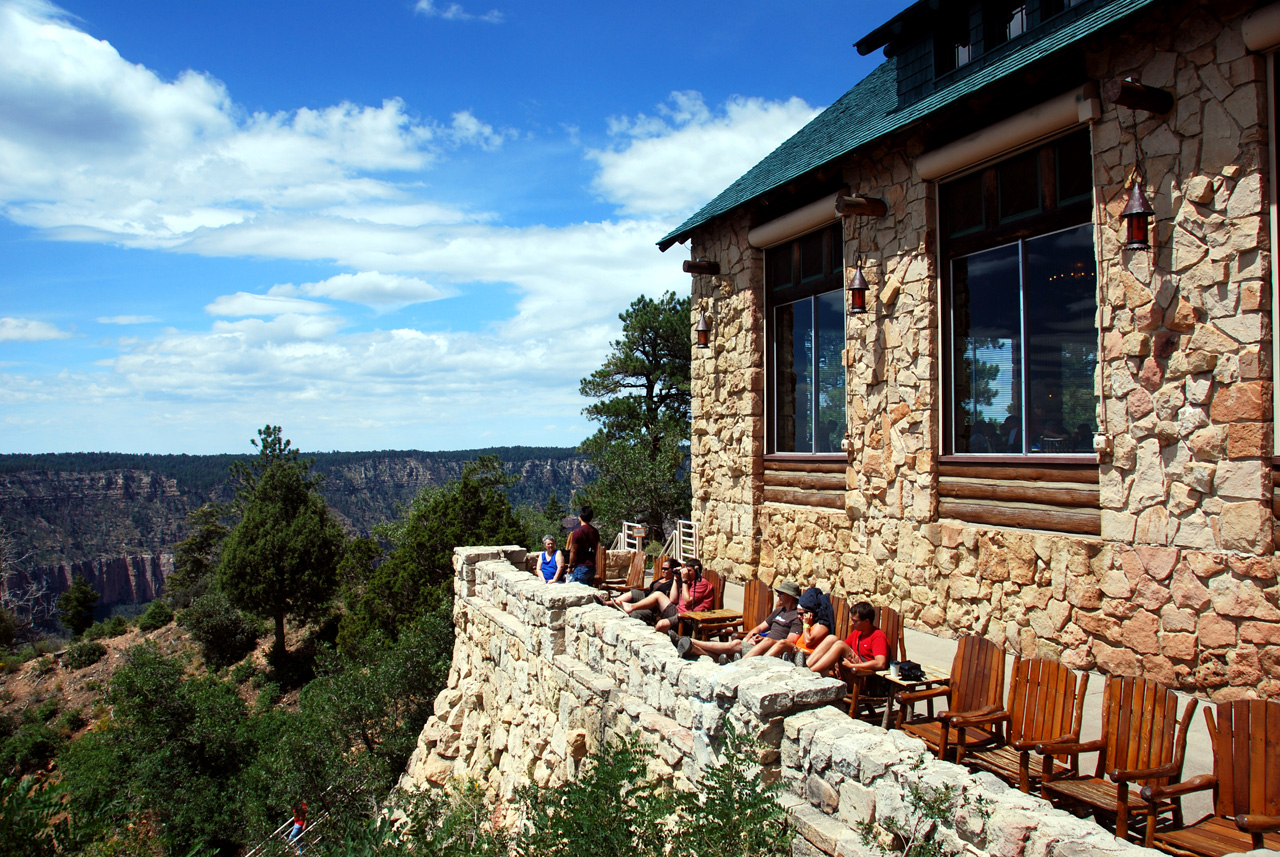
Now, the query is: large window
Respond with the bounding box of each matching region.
[943,131,1097,455]
[766,222,846,455]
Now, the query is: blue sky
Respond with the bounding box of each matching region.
[0,0,908,454]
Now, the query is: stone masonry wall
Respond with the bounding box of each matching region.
[401,547,1166,857]
[684,0,1280,700]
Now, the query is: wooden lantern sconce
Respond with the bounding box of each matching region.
[837,195,887,315]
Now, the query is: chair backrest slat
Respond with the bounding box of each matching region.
[877,606,905,663]
[1205,699,1280,819]
[831,597,850,642]
[949,635,1004,714]
[743,580,771,630]
[1006,657,1085,748]
[627,551,645,589]
[1100,675,1194,787]
[1267,700,1280,816]
[703,569,724,610]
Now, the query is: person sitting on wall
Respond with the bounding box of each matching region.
[763,586,833,665]
[616,559,714,632]
[805,600,889,679]
[598,557,678,623]
[537,535,566,583]
[565,505,599,585]
[672,580,802,661]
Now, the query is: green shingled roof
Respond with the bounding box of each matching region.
[658,0,1159,250]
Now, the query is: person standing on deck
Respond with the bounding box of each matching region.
[566,505,599,585]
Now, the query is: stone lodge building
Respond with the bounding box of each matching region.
[659,0,1280,699]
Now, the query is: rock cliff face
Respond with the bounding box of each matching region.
[0,451,592,570]
[5,555,172,614]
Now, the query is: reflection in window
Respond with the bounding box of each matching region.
[774,292,846,454]
[951,224,1096,454]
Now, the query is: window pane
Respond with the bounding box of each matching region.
[815,291,846,453]
[998,149,1041,222]
[799,230,826,282]
[1024,224,1097,453]
[1055,132,1092,205]
[774,300,814,453]
[768,244,794,292]
[952,244,1022,453]
[944,171,985,238]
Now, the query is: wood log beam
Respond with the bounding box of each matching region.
[763,488,845,509]
[764,471,846,491]
[938,463,1099,484]
[939,479,1099,509]
[1103,78,1174,115]
[939,499,1101,536]
[683,259,721,275]
[764,460,847,474]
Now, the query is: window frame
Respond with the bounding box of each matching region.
[764,221,847,459]
[939,130,1097,461]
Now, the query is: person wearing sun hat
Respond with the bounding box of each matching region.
[672,578,803,661]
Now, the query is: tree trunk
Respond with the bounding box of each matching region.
[274,613,287,656]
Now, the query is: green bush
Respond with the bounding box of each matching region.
[136,600,174,632]
[179,591,259,669]
[64,641,107,670]
[229,662,256,684]
[82,617,127,641]
[0,706,63,777]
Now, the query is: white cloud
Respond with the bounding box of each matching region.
[97,315,161,325]
[0,317,72,341]
[414,0,504,23]
[0,1,507,245]
[274,271,453,311]
[205,292,333,317]
[588,90,821,217]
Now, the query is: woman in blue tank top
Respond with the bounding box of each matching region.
[538,536,565,583]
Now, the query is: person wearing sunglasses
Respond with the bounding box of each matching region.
[600,559,679,624]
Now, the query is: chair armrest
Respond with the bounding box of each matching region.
[1109,760,1180,784]
[1235,814,1280,835]
[1036,737,1105,756]
[1140,774,1217,803]
[1010,732,1076,752]
[895,685,950,705]
[944,704,1004,725]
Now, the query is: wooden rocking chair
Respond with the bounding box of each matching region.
[894,634,1005,759]
[600,549,646,595]
[1142,698,1280,856]
[950,655,1088,793]
[1038,674,1198,843]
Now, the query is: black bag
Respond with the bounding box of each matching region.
[897,660,925,682]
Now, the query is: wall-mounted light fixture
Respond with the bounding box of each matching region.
[847,259,870,315]
[1121,179,1155,251]
[694,310,711,349]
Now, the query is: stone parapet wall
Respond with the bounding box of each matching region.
[400,547,1181,857]
[781,707,1151,857]
[684,0,1280,700]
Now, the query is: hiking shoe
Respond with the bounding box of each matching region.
[676,636,695,659]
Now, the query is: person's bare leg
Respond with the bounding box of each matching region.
[763,638,796,659]
[807,640,853,674]
[743,637,777,658]
[806,634,842,669]
[620,591,671,615]
[687,637,742,658]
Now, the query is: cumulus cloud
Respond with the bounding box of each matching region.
[273,272,454,311]
[414,0,504,23]
[0,0,508,245]
[97,315,161,325]
[588,90,820,217]
[0,317,72,341]
[205,292,333,317]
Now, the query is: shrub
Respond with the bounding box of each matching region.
[229,661,256,684]
[82,616,127,641]
[136,600,174,633]
[179,591,259,669]
[64,641,107,670]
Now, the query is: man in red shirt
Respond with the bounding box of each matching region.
[806,601,888,676]
[565,505,600,584]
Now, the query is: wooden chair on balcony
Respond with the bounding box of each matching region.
[893,634,1005,760]
[949,655,1088,793]
[1038,674,1198,843]
[682,569,747,640]
[1140,698,1280,856]
[830,596,850,642]
[600,549,645,595]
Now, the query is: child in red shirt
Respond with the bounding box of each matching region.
[807,601,889,676]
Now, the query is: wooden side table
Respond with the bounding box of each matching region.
[677,608,743,640]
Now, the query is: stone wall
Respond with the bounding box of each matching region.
[400,547,1171,857]
[684,0,1280,700]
